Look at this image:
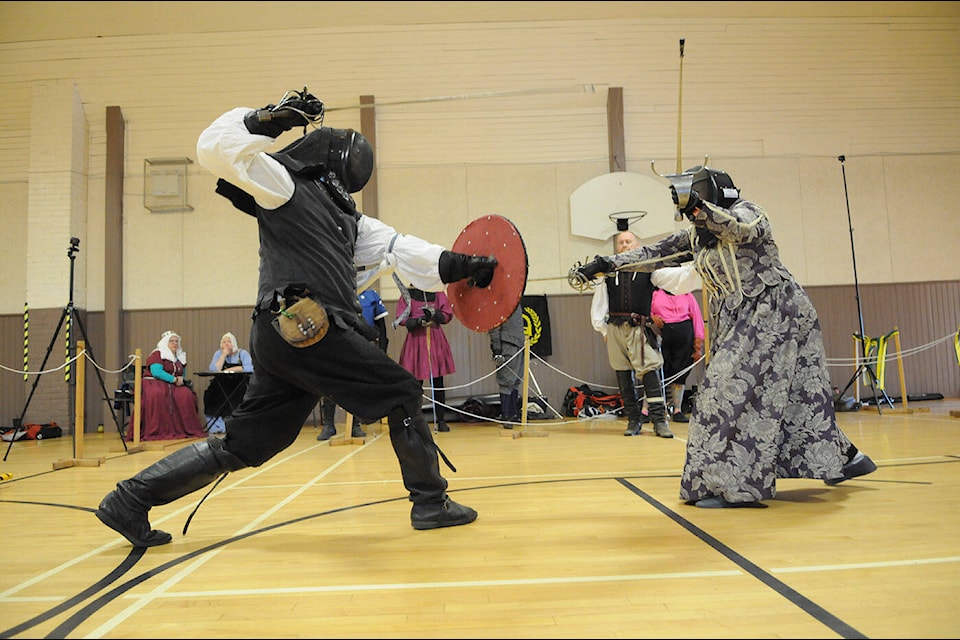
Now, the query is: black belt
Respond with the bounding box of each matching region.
[608,312,648,327]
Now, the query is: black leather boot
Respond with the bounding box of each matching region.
[616,370,644,436]
[350,415,367,438]
[317,398,337,441]
[642,369,673,438]
[499,392,514,428]
[510,388,521,421]
[387,402,477,530]
[95,437,246,547]
[433,379,450,432]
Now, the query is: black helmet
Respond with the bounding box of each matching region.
[684,165,740,208]
[271,127,374,193]
[665,165,741,214]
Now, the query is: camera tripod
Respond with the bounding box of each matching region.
[4,238,128,462]
[835,156,894,414]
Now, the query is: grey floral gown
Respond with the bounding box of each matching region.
[611,198,848,504]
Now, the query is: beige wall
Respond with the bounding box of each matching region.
[0,3,958,428]
[1,4,958,314]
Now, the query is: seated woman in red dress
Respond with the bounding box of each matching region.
[127,330,205,441]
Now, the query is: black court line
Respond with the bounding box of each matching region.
[5,459,952,638]
[0,548,145,639]
[1,497,408,639]
[616,478,868,639]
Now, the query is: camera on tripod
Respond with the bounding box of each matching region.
[68,236,80,257]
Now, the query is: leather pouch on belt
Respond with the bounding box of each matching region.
[272,296,329,348]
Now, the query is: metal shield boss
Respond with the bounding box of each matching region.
[447,215,528,332]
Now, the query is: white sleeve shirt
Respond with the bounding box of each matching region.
[197,107,447,292]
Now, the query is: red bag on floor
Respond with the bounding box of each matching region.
[561,385,622,418]
[1,422,61,441]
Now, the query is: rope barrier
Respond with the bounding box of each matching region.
[419,330,959,426]
[0,331,955,429]
[0,352,137,376]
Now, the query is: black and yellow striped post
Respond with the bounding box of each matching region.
[22,302,28,381]
[64,310,71,382]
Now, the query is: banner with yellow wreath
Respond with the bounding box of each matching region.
[520,295,552,358]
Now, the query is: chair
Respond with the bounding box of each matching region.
[112,366,138,418]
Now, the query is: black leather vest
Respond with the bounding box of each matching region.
[605,271,654,320]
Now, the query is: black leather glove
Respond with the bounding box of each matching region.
[244,88,324,138]
[422,308,434,323]
[577,255,614,281]
[438,251,498,287]
[404,316,422,330]
[671,186,703,221]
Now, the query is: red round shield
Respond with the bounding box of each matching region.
[448,215,528,332]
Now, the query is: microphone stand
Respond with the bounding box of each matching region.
[836,156,894,414]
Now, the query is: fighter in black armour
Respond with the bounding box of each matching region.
[95,88,498,547]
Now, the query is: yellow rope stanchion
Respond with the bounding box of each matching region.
[118,349,147,454]
[521,336,531,429]
[952,328,960,419]
[854,328,920,414]
[131,350,144,450]
[505,336,547,439]
[52,341,104,470]
[74,344,84,460]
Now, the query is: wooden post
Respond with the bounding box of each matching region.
[73,340,84,460]
[133,349,142,444]
[512,336,547,438]
[518,336,530,429]
[121,349,146,453]
[53,340,104,469]
[330,407,366,446]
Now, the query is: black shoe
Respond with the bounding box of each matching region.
[623,420,642,436]
[95,488,173,547]
[316,425,336,441]
[436,422,450,432]
[693,496,767,509]
[653,421,674,438]
[824,452,877,485]
[671,412,689,423]
[411,497,478,530]
[351,425,367,438]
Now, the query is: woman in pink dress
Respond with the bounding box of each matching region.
[127,330,205,441]
[396,288,456,432]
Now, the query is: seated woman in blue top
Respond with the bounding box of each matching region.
[127,330,205,441]
[205,332,254,433]
[209,332,254,373]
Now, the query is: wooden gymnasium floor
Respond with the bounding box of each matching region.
[1,399,959,639]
